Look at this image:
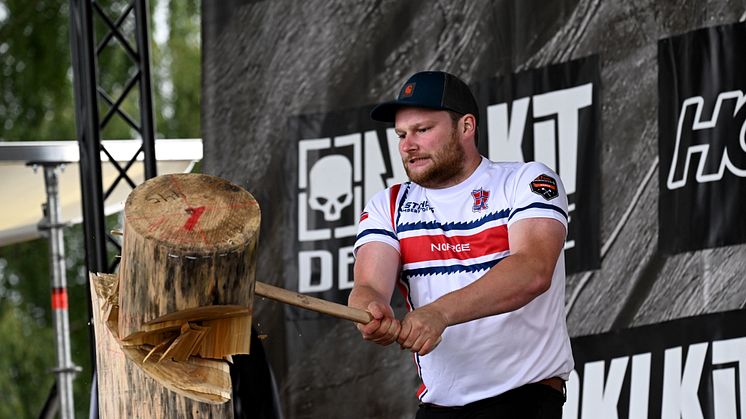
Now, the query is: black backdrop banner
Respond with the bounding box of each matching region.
[474,55,601,274]
[200,3,746,418]
[659,22,746,254]
[567,309,746,419]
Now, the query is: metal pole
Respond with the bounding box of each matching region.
[134,0,157,180]
[40,163,81,419]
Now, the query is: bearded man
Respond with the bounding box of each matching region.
[349,71,574,419]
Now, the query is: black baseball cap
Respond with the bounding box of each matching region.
[370,71,479,123]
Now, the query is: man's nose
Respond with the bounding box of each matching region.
[400,134,416,152]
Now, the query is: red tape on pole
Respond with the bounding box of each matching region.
[52,287,68,310]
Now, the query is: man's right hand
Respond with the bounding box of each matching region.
[356,301,401,346]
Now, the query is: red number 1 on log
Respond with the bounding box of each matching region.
[182,206,206,231]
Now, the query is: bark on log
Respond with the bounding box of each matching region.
[119,173,260,343]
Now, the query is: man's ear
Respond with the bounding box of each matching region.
[462,114,476,134]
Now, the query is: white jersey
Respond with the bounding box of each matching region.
[354,157,574,406]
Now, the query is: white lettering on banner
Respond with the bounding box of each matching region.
[580,357,628,419]
[662,343,706,419]
[298,250,333,293]
[711,337,746,419]
[487,83,592,196]
[666,91,746,190]
[532,84,592,195]
[563,339,746,419]
[629,353,651,419]
[297,247,357,293]
[488,97,530,163]
[336,246,355,290]
[563,371,580,419]
[713,368,738,419]
[487,83,593,251]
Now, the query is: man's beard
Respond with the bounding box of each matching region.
[404,129,465,188]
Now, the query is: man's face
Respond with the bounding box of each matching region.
[394,107,465,189]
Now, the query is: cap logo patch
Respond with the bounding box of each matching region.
[530,174,559,200]
[402,82,416,98]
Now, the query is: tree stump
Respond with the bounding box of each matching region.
[91,173,262,415]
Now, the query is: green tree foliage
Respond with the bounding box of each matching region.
[0,242,55,419]
[0,301,55,418]
[154,0,200,138]
[0,0,201,417]
[0,0,76,140]
[0,226,94,419]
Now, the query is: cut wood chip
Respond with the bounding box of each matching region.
[198,315,251,359]
[143,337,176,363]
[121,345,231,404]
[159,322,209,363]
[141,305,251,327]
[90,272,235,404]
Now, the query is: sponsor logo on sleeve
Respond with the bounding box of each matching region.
[530,174,559,200]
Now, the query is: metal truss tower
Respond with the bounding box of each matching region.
[67,0,157,416]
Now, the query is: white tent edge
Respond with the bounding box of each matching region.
[0,138,202,247]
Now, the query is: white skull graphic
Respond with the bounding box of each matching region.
[308,155,353,221]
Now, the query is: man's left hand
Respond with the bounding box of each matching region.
[397,305,447,356]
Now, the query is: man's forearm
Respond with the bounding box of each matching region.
[350,242,401,310]
[428,218,565,326]
[428,252,551,326]
[348,284,390,310]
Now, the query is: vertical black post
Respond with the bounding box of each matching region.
[68,0,158,416]
[134,0,157,179]
[69,0,108,274]
[68,0,105,417]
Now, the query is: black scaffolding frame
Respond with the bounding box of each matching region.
[65,0,157,417]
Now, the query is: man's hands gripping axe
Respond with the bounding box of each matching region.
[356,301,445,356]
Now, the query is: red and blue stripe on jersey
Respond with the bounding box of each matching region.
[397,209,512,279]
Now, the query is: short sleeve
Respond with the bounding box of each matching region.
[353,185,401,255]
[506,162,569,229]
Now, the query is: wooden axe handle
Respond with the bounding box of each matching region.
[256,281,444,351]
[254,281,373,324]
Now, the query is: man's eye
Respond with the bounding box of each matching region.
[418,127,429,133]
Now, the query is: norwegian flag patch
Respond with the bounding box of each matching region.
[471,188,490,212]
[359,211,369,222]
[530,174,559,200]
